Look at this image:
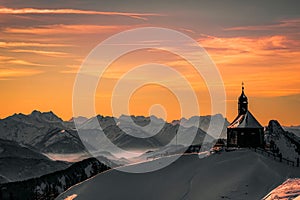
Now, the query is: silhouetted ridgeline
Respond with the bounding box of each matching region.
[268,120,300,155]
[0,157,112,200]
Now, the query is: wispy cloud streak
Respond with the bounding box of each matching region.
[0,41,71,48]
[7,59,50,66]
[225,18,300,31]
[11,49,70,57]
[0,7,163,20]
[0,68,42,79]
[0,55,52,67]
[4,24,132,34]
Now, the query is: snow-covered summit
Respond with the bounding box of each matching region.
[266,120,300,164]
[171,114,229,139]
[0,111,85,154]
[29,110,63,122]
[56,149,300,200]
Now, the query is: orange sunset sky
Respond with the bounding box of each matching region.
[0,0,300,126]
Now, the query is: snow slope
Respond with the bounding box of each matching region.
[267,120,300,163]
[263,178,300,200]
[0,175,8,184]
[284,126,300,137]
[56,149,300,200]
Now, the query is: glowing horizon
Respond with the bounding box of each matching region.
[0,1,300,126]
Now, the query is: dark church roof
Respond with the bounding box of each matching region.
[228,110,263,129]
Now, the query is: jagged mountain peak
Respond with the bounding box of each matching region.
[6,110,62,123]
[30,110,62,122]
[118,114,165,127]
[0,110,85,154]
[170,114,229,139]
[268,119,282,126]
[69,116,89,124]
[267,120,285,135]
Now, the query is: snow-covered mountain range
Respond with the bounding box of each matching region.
[171,114,229,139]
[55,118,300,200]
[0,110,299,200]
[0,111,227,154]
[0,111,86,154]
[76,114,227,153]
[0,111,228,183]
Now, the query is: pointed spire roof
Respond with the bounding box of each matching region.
[239,82,248,101]
[238,82,248,115]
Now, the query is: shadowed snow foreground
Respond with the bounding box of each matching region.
[56,149,300,200]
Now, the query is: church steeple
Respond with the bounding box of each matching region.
[227,82,264,148]
[238,82,248,115]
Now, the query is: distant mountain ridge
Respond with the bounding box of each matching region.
[0,110,86,154]
[0,111,298,200]
[0,139,69,184]
[74,114,226,152]
[266,120,300,162]
[171,114,229,139]
[0,110,228,183]
[0,111,228,155]
[283,125,300,137]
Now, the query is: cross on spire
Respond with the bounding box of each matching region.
[242,82,244,91]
